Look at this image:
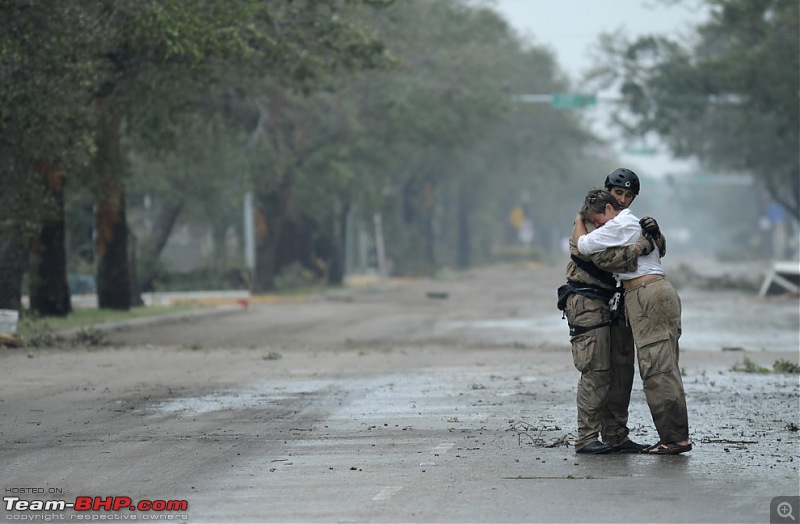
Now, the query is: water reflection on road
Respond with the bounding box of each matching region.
[437,288,799,352]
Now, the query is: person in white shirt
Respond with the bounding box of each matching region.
[572,189,691,455]
[562,168,663,455]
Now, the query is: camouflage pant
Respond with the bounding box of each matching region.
[624,277,689,443]
[565,293,635,450]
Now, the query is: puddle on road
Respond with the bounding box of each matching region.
[150,380,332,415]
[436,317,565,348]
[437,304,799,351]
[145,370,529,424]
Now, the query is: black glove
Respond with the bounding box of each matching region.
[635,232,656,256]
[655,235,666,258]
[640,216,661,238]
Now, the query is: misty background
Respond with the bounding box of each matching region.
[1,0,797,317]
[491,0,797,265]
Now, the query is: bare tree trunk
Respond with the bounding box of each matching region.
[94,108,132,310]
[0,227,27,314]
[137,197,184,292]
[398,177,436,276]
[128,231,144,307]
[252,91,297,293]
[0,156,30,314]
[456,178,471,270]
[211,219,229,267]
[253,184,291,292]
[96,179,131,310]
[422,180,435,270]
[29,168,72,316]
[326,199,349,286]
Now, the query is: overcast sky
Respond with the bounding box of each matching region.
[488,0,710,83]
[487,0,712,176]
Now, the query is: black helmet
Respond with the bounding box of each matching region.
[604,168,640,195]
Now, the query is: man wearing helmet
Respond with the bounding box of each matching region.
[562,167,665,454]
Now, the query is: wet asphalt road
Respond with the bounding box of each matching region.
[177,360,799,523]
[0,262,798,523]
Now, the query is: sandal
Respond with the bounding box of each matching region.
[644,441,693,455]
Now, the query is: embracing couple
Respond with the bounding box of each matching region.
[561,168,691,455]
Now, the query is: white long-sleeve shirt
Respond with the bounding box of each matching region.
[576,208,665,282]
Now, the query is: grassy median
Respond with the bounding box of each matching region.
[17,305,197,338]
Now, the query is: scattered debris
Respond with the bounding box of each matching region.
[19,327,111,348]
[700,437,758,445]
[773,359,800,374]
[73,327,110,347]
[0,333,21,347]
[731,357,800,374]
[758,261,800,297]
[546,434,575,448]
[731,358,771,374]
[507,420,570,448]
[23,332,66,348]
[502,475,598,480]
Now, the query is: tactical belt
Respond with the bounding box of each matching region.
[566,280,616,302]
[558,280,621,338]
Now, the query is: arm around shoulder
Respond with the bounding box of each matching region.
[590,245,638,273]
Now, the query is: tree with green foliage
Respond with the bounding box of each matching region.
[126,110,250,293]
[238,0,535,280]
[589,0,799,219]
[349,0,523,275]
[0,0,108,315]
[87,0,273,310]
[224,1,393,292]
[351,0,598,274]
[223,0,603,284]
[18,0,393,310]
[1,0,397,314]
[99,0,394,295]
[6,0,615,310]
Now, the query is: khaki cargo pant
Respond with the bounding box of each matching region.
[624,277,689,443]
[565,293,635,451]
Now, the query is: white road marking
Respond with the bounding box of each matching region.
[372,486,403,501]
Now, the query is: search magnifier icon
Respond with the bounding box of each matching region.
[778,502,796,520]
